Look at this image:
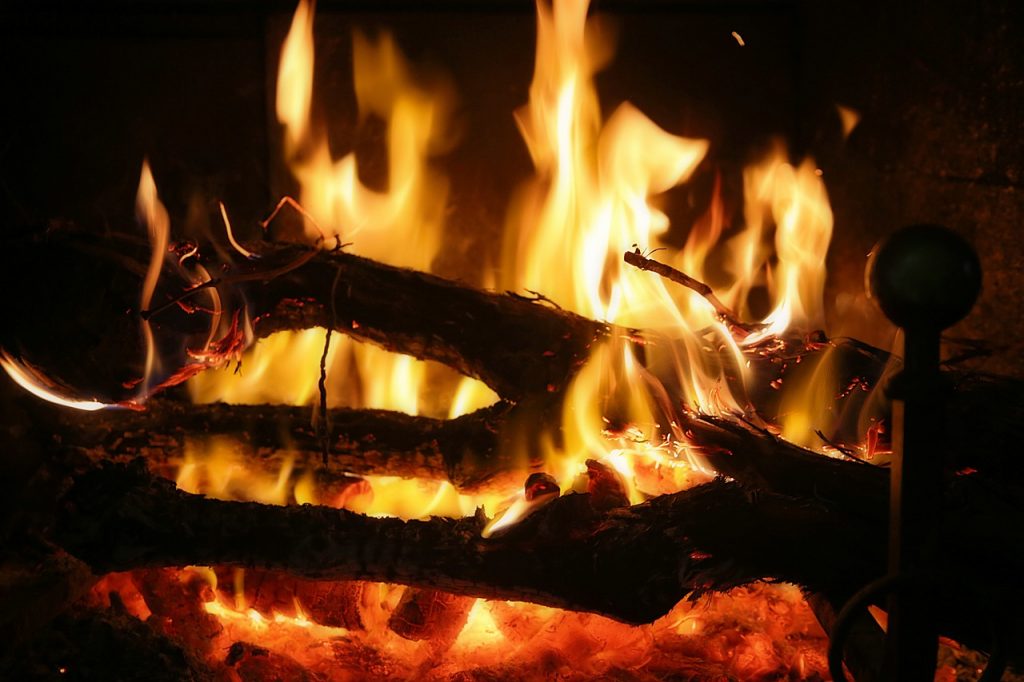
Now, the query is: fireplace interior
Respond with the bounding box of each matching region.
[1,1,1022,680]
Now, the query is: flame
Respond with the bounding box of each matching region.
[99,3,847,672]
[753,159,833,340]
[136,160,170,395]
[0,351,111,411]
[189,0,483,418]
[502,0,708,323]
[276,0,453,261]
[836,103,861,140]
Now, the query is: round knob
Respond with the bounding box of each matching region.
[866,224,982,330]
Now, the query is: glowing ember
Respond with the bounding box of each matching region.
[92,572,834,680]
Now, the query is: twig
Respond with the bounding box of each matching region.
[260,196,329,242]
[317,266,344,465]
[508,289,563,310]
[622,249,762,335]
[140,246,320,320]
[813,429,865,462]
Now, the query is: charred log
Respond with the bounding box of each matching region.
[8,233,1024,484]
[1,234,610,404]
[47,397,543,492]
[226,642,315,682]
[52,462,1024,661]
[244,247,611,401]
[53,460,886,624]
[134,568,224,656]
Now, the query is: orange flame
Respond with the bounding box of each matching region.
[136,159,170,396]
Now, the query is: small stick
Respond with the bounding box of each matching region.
[623,249,759,334]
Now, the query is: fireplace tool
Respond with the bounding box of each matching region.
[826,224,1007,681]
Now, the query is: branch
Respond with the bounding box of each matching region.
[623,249,760,335]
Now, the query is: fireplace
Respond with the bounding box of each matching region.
[1,1,1022,680]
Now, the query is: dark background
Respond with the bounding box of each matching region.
[1,0,1021,375]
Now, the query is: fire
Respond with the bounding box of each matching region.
[91,569,831,679]
[190,0,474,416]
[12,0,885,676]
[136,159,171,397]
[494,0,837,494]
[182,0,842,615]
[0,351,110,412]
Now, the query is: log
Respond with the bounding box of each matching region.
[225,642,315,682]
[1,234,610,404]
[679,412,889,519]
[243,246,611,402]
[53,460,886,624]
[41,381,1016,520]
[48,397,532,491]
[52,461,1024,661]
[10,233,1024,484]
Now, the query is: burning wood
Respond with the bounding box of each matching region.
[212,567,364,631]
[388,588,475,647]
[3,0,1023,677]
[54,460,884,624]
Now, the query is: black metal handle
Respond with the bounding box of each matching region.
[856,224,982,680]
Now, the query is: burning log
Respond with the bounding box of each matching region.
[243,245,611,402]
[52,461,1024,661]
[212,567,364,630]
[679,412,889,518]
[10,233,1024,484]
[40,369,1023,508]
[49,396,532,491]
[54,461,885,624]
[1,234,610,404]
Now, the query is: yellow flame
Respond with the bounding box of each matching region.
[276,0,453,261]
[778,345,840,450]
[503,0,707,324]
[136,160,170,394]
[448,377,500,419]
[189,0,484,419]
[276,0,315,152]
[176,437,296,506]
